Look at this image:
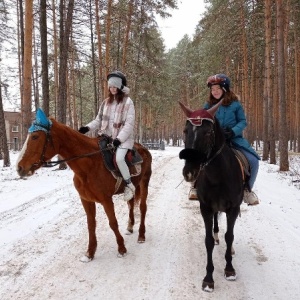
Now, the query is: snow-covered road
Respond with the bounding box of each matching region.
[1,147,300,300]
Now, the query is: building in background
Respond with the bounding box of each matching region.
[4,111,22,150]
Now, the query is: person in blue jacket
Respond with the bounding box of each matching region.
[189,73,260,205]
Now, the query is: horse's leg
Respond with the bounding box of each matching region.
[80,199,97,262]
[213,212,235,254]
[200,206,215,292]
[137,175,150,243]
[126,199,135,234]
[213,212,220,245]
[224,207,240,280]
[102,200,127,256]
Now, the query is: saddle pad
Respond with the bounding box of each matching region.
[98,137,143,174]
[231,148,250,177]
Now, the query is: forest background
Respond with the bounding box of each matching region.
[0,0,299,172]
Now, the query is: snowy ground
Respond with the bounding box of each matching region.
[1,147,300,300]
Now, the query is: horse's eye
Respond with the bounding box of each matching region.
[31,134,39,140]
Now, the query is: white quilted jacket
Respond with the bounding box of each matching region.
[86,97,135,149]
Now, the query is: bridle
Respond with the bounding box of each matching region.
[31,130,53,168]
[31,129,112,169]
[198,142,225,170]
[186,116,225,174]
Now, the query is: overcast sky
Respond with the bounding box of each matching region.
[156,1,207,50]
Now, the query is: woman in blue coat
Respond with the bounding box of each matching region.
[189,74,260,205]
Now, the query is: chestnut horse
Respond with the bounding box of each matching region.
[179,100,244,292]
[16,109,152,261]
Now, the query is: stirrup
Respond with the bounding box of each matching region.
[188,188,198,201]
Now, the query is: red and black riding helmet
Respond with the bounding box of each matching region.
[207,74,231,92]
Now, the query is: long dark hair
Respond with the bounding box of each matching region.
[207,89,240,106]
[107,89,126,104]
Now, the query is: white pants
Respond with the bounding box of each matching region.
[115,147,130,181]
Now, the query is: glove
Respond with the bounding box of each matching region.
[78,126,89,134]
[223,127,234,141]
[113,138,121,148]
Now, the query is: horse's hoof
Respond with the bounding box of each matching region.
[117,252,127,258]
[202,281,214,292]
[138,237,145,243]
[224,269,237,281]
[80,255,93,263]
[125,229,133,235]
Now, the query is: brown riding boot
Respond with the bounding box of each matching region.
[243,190,259,205]
[188,187,198,200]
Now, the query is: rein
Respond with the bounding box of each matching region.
[32,131,115,168]
[192,142,226,184]
[43,150,103,167]
[199,141,225,170]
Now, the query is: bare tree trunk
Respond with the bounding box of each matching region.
[22,0,34,144]
[122,0,134,70]
[95,0,104,101]
[33,33,39,110]
[0,81,10,167]
[295,12,300,152]
[284,1,291,152]
[77,60,83,126]
[57,0,74,124]
[17,0,24,134]
[89,0,98,114]
[104,0,113,98]
[57,0,74,170]
[249,40,257,144]
[276,0,289,171]
[263,0,276,163]
[71,51,78,130]
[40,0,50,115]
[52,0,59,117]
[240,3,250,122]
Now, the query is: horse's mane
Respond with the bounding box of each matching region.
[49,117,99,151]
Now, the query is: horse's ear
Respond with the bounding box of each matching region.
[29,108,52,133]
[178,101,193,118]
[206,99,224,117]
[36,108,50,126]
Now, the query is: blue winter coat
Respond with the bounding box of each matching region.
[204,101,260,160]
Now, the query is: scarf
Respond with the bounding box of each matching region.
[100,96,130,137]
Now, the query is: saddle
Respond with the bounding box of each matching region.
[231,148,251,190]
[98,135,143,179]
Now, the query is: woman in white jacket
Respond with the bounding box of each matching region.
[78,71,136,201]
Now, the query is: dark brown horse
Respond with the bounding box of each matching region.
[16,109,152,261]
[179,101,244,292]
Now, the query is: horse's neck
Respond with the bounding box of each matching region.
[52,120,98,158]
[204,125,225,163]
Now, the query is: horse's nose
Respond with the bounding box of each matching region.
[17,165,23,176]
[17,165,27,177]
[182,168,194,182]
